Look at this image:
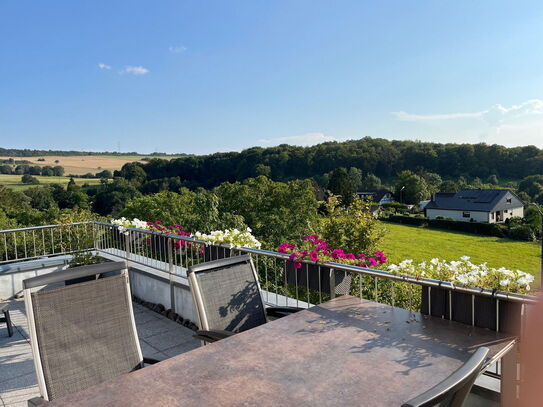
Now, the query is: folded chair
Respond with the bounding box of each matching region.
[402,347,489,407]
[23,262,158,406]
[188,254,303,343]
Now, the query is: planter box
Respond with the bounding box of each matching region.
[203,246,238,262]
[286,262,352,296]
[421,286,522,334]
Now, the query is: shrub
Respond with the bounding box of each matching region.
[507,226,535,241]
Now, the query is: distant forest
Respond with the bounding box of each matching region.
[0,148,187,157]
[115,137,543,189]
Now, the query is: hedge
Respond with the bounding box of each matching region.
[382,215,536,241]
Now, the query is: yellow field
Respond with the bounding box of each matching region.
[0,155,150,175]
[0,174,102,190]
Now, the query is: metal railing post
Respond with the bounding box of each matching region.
[167,237,176,313]
[329,268,336,299]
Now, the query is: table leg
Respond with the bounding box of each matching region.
[501,342,519,406]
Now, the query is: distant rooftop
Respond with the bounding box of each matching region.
[425,189,524,212]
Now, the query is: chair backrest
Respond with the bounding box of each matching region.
[188,254,267,333]
[402,347,489,407]
[23,262,143,401]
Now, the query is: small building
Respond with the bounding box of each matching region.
[424,189,524,223]
[356,189,395,205]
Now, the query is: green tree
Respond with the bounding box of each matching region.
[440,180,459,193]
[214,176,319,247]
[21,174,39,184]
[66,177,79,192]
[395,170,430,204]
[361,173,381,190]
[119,163,147,186]
[327,167,356,206]
[318,196,385,254]
[96,169,112,178]
[41,166,55,176]
[487,174,499,185]
[347,167,363,192]
[53,166,65,176]
[24,187,58,211]
[92,178,141,215]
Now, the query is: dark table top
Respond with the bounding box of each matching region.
[47,295,516,407]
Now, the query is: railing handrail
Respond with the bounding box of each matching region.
[0,222,93,234]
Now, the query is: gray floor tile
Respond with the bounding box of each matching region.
[142,329,195,352]
[136,318,174,339]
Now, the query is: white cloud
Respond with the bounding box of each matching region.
[392,99,543,147]
[258,132,341,147]
[169,45,187,54]
[120,65,149,75]
[98,63,112,70]
[393,99,543,124]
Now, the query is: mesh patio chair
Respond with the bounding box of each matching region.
[22,262,158,406]
[401,347,489,407]
[188,254,303,343]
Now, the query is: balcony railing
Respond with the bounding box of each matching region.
[1,221,536,320]
[1,220,537,387]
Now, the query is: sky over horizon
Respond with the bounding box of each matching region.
[1,1,542,154]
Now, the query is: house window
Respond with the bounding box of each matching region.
[462,212,470,218]
[506,198,512,204]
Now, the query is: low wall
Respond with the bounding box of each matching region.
[0,256,71,299]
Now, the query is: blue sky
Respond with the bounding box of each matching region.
[1,1,542,154]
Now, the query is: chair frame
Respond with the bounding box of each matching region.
[22,262,151,402]
[0,304,13,337]
[402,346,490,407]
[188,254,301,343]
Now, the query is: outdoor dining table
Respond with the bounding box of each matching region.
[45,295,518,407]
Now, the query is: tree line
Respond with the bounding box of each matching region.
[113,138,543,192]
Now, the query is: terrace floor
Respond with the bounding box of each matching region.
[0,298,199,407]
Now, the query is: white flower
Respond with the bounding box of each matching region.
[460,256,470,261]
[500,279,511,287]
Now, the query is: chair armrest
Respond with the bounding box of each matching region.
[143,357,160,365]
[28,397,47,406]
[194,329,235,343]
[266,306,304,318]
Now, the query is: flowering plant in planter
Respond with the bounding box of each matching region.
[278,235,387,269]
[193,228,262,249]
[146,221,196,250]
[111,217,150,234]
[387,256,534,294]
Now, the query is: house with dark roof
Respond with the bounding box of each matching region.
[356,189,394,205]
[425,189,524,223]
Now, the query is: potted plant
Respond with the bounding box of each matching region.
[278,235,387,296]
[193,228,262,261]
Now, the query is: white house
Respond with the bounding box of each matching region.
[424,189,524,223]
[356,189,395,205]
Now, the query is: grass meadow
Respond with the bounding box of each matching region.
[0,174,101,190]
[379,221,540,282]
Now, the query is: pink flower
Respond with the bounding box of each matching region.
[302,235,319,242]
[310,251,319,261]
[332,249,346,259]
[293,261,303,269]
[345,253,356,260]
[288,253,298,261]
[368,258,378,267]
[154,220,162,225]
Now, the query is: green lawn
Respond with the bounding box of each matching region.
[379,221,541,280]
[0,174,101,190]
